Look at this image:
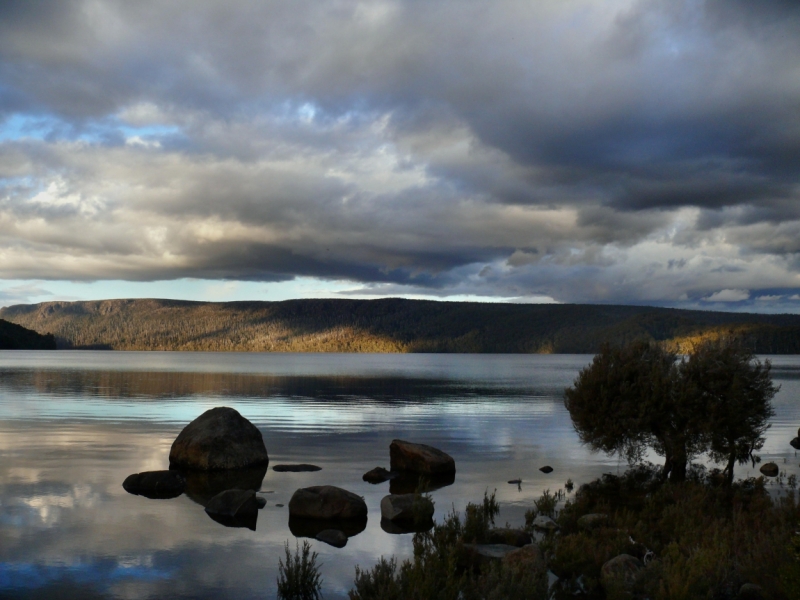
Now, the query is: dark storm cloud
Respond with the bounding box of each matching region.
[0,0,799,306]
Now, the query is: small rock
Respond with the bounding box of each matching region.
[380,494,435,524]
[289,485,368,520]
[275,504,284,507]
[122,470,186,499]
[389,439,456,475]
[738,583,766,600]
[363,467,396,483]
[272,464,322,472]
[760,462,779,477]
[539,466,553,474]
[315,529,347,548]
[463,543,519,561]
[486,528,532,547]
[577,513,609,530]
[169,407,269,471]
[790,437,800,450]
[601,554,643,593]
[507,479,522,485]
[255,496,267,509]
[531,515,558,531]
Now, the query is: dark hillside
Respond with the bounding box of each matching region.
[0,318,57,349]
[1,298,799,353]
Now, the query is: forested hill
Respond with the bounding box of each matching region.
[0,318,57,349]
[1,298,799,353]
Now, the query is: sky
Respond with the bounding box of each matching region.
[0,0,799,312]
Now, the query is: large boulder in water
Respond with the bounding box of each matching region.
[389,439,455,475]
[169,407,269,471]
[380,493,434,524]
[288,485,367,520]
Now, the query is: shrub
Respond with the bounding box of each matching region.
[277,540,323,600]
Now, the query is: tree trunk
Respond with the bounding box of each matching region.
[722,453,736,486]
[668,447,687,483]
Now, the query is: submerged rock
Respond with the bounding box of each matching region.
[181,465,267,507]
[204,488,259,530]
[388,470,455,494]
[380,517,434,535]
[169,407,269,471]
[255,496,267,509]
[790,437,800,450]
[539,466,553,474]
[389,439,455,475]
[273,464,321,472]
[760,462,779,477]
[362,467,396,484]
[289,516,367,539]
[122,470,185,499]
[315,529,348,548]
[288,485,368,520]
[380,493,435,524]
[486,528,532,547]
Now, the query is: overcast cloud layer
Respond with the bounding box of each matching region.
[1,0,799,311]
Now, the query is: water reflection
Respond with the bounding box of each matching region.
[0,352,798,600]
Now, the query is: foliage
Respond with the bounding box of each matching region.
[549,466,800,600]
[349,490,546,600]
[565,339,777,482]
[0,318,56,349]
[679,340,777,483]
[277,540,323,600]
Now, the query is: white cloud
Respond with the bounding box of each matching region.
[702,289,750,302]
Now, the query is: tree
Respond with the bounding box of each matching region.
[564,341,701,482]
[679,340,777,485]
[564,339,777,483]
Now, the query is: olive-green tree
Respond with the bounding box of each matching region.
[565,339,777,484]
[679,340,777,484]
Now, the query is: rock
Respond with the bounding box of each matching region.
[531,515,559,531]
[486,528,532,547]
[181,465,267,507]
[502,543,546,575]
[760,462,779,477]
[601,554,643,593]
[463,543,519,561]
[380,494,435,524]
[272,464,321,472]
[289,516,367,539]
[539,466,553,474]
[204,488,259,530]
[389,439,455,475]
[255,496,267,509]
[315,529,348,548]
[738,583,766,600]
[289,485,368,520]
[790,437,800,450]
[577,513,609,530]
[389,470,455,494]
[122,470,185,499]
[363,467,396,483]
[507,479,522,484]
[169,407,269,471]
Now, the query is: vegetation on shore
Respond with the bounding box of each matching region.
[0,318,56,349]
[3,297,800,353]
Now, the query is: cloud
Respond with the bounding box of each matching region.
[702,289,750,302]
[0,0,798,308]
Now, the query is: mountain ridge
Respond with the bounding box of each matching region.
[1,298,799,353]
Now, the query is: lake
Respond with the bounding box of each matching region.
[1,352,798,599]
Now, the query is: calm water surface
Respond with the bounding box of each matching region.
[1,352,798,599]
